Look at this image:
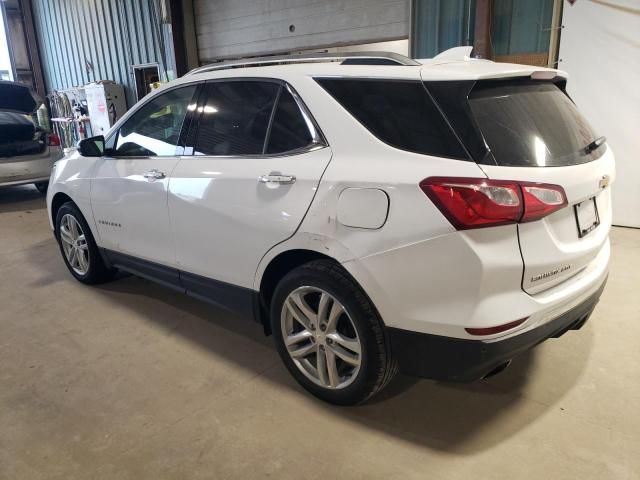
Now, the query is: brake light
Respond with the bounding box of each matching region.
[48,133,61,147]
[420,177,567,230]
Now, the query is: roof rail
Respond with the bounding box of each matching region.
[184,51,421,76]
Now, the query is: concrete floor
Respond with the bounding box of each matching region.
[0,185,639,480]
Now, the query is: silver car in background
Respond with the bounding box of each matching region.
[0,81,62,193]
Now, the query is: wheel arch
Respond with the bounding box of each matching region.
[257,249,339,334]
[50,192,99,248]
[50,192,74,234]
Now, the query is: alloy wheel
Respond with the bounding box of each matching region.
[281,286,362,389]
[59,214,90,275]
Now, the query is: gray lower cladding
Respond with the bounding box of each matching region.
[101,249,260,322]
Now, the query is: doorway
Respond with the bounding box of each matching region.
[133,64,160,101]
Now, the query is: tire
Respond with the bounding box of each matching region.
[271,260,397,405]
[34,182,48,194]
[55,201,114,284]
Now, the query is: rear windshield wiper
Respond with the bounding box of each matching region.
[584,136,606,154]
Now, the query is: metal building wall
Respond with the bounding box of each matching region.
[411,0,557,62]
[411,0,475,59]
[194,0,410,63]
[492,0,554,56]
[31,0,174,106]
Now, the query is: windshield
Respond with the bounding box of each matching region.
[469,82,603,167]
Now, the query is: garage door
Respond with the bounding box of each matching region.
[194,0,409,63]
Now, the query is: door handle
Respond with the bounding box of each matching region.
[258,172,296,185]
[143,169,166,181]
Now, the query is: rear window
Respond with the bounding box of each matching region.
[266,89,313,154]
[316,78,468,160]
[469,82,603,167]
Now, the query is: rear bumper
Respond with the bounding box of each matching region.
[0,147,61,187]
[387,276,607,382]
[0,175,50,188]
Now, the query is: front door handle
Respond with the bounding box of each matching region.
[258,172,296,185]
[143,169,166,181]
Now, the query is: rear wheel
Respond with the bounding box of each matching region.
[271,260,397,405]
[34,182,48,194]
[55,202,113,284]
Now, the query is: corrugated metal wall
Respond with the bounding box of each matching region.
[31,0,174,106]
[411,0,475,58]
[194,0,410,63]
[492,0,554,56]
[412,0,555,60]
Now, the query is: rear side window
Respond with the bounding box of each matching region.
[194,81,279,156]
[316,79,467,160]
[469,82,603,166]
[265,89,314,154]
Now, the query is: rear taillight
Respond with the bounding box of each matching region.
[48,133,61,147]
[420,177,567,230]
[520,183,567,222]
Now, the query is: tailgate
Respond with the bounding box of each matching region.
[481,153,614,294]
[466,79,614,294]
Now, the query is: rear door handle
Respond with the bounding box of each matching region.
[258,172,296,185]
[143,169,166,181]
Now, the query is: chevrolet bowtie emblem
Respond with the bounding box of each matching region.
[599,175,610,189]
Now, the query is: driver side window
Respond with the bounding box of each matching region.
[114,85,197,157]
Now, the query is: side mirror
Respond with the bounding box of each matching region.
[78,135,105,157]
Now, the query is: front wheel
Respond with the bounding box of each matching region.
[55,202,113,284]
[271,260,397,405]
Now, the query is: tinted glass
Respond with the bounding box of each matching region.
[316,79,467,159]
[115,85,196,157]
[194,81,278,156]
[469,82,602,166]
[266,89,313,154]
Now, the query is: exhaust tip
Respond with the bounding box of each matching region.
[482,360,512,379]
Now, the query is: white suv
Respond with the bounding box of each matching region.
[47,49,613,405]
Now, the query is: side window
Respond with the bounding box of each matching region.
[114,85,197,157]
[265,88,314,154]
[316,79,467,160]
[194,81,279,156]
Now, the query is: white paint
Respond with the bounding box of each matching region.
[168,148,332,288]
[559,0,640,227]
[337,188,389,229]
[49,56,611,343]
[90,156,181,263]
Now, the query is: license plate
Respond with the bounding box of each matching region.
[574,197,600,238]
